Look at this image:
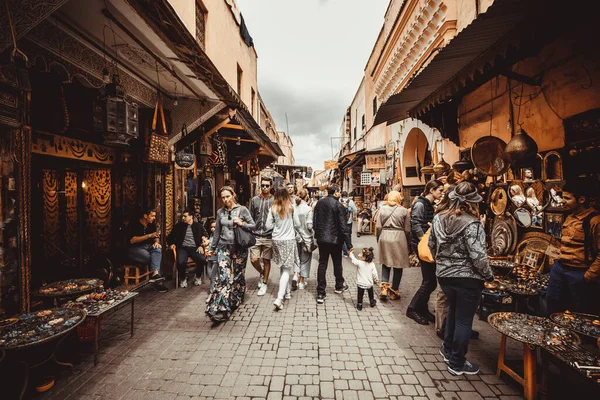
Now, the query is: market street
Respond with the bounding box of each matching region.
[34,231,527,400]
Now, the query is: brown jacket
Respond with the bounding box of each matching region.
[559,207,600,280]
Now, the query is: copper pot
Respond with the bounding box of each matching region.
[505,127,538,169]
[433,157,451,175]
[452,159,474,172]
[420,164,435,175]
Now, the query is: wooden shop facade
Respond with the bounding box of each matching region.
[0,0,282,317]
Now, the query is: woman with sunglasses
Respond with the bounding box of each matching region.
[206,186,256,322]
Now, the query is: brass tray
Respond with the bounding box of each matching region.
[488,312,581,347]
[550,311,600,339]
[471,136,509,176]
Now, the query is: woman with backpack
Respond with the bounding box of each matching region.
[375,191,411,300]
[266,186,301,310]
[407,179,444,325]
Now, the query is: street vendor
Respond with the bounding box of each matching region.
[547,179,600,315]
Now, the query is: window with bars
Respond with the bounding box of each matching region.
[195,1,206,50]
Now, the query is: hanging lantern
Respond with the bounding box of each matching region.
[93,76,138,147]
[504,127,538,169]
[433,157,451,175]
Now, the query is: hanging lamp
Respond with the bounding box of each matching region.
[433,140,451,175]
[504,126,538,169]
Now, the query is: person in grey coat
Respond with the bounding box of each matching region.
[430,182,493,376]
[292,189,315,290]
[375,190,410,300]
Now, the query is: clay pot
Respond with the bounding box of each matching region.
[505,127,539,170]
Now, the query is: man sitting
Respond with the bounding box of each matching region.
[127,208,167,293]
[357,204,373,237]
[167,210,208,288]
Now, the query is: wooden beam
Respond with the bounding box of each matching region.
[175,114,230,151]
[223,137,255,144]
[238,147,262,165]
[205,117,231,138]
[222,123,245,131]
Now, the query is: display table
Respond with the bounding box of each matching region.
[0,308,86,399]
[488,312,581,400]
[64,290,138,365]
[33,278,104,306]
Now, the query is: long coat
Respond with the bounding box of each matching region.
[376,205,411,268]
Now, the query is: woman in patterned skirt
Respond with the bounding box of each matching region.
[206,186,255,322]
[266,186,300,310]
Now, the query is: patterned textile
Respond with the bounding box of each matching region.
[272,239,298,270]
[205,247,248,322]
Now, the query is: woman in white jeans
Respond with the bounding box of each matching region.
[266,186,301,310]
[292,189,315,290]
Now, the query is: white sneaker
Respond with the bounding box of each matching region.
[257,284,268,296]
[298,282,306,290]
[258,274,264,289]
[179,280,188,288]
[194,277,202,286]
[284,292,291,300]
[273,298,283,310]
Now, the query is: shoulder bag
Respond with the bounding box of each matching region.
[417,223,435,263]
[234,208,256,249]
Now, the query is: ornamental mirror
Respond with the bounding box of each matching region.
[490,187,508,215]
[543,151,563,181]
[514,207,532,228]
[508,181,526,208]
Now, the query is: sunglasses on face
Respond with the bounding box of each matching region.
[261,184,270,188]
[227,210,232,220]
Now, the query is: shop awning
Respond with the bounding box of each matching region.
[374,0,536,126]
[345,152,366,169]
[365,146,386,154]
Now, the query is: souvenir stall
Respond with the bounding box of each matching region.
[374,0,600,396]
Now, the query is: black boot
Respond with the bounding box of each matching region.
[407,309,429,325]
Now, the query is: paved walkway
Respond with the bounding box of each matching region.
[34,233,530,400]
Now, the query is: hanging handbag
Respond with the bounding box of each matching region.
[233,208,256,249]
[234,225,256,249]
[417,223,435,263]
[147,93,170,164]
[175,123,195,169]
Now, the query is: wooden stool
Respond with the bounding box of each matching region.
[123,264,151,285]
[497,334,538,400]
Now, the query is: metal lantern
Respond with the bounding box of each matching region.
[504,127,538,170]
[93,78,138,147]
[433,157,451,175]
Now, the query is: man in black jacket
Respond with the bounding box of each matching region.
[167,210,208,288]
[313,184,353,304]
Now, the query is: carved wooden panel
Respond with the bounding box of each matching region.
[32,132,115,164]
[84,169,111,255]
[123,171,137,218]
[42,169,59,259]
[165,164,174,234]
[64,171,79,258]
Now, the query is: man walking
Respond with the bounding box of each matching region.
[339,191,357,256]
[286,182,297,205]
[313,184,353,304]
[167,210,208,288]
[249,176,275,296]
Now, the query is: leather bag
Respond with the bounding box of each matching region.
[147,93,169,164]
[417,224,435,263]
[234,226,256,249]
[175,123,195,169]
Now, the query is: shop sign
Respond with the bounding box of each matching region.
[365,154,386,169]
[324,160,338,170]
[360,171,372,186]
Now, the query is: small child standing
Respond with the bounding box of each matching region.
[350,247,379,310]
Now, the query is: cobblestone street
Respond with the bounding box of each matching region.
[31,232,534,400]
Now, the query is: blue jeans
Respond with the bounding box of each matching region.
[546,260,598,315]
[441,284,482,369]
[381,264,403,291]
[176,246,206,279]
[128,244,162,273]
[343,223,352,255]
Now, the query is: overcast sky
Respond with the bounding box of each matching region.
[237,0,389,171]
